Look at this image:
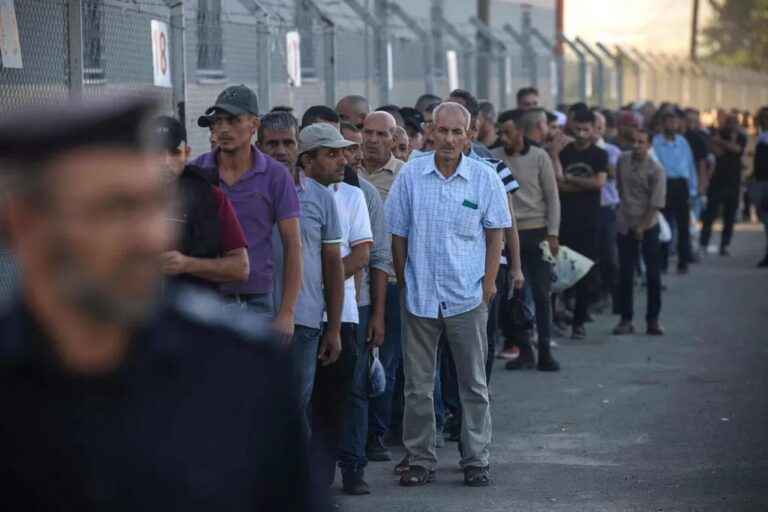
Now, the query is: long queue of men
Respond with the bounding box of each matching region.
[1,82,766,510]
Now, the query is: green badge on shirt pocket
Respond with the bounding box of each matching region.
[462,199,478,210]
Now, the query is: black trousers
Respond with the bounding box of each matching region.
[618,225,662,322]
[485,265,506,383]
[700,173,741,249]
[518,228,553,345]
[560,222,598,328]
[310,322,357,489]
[598,205,620,310]
[661,178,691,270]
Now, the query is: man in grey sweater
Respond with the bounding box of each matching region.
[492,109,561,371]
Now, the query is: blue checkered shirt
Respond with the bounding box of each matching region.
[385,153,512,318]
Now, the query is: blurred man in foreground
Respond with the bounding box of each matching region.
[0,99,315,511]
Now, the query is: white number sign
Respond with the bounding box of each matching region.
[151,20,171,88]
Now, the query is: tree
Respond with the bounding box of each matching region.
[702,0,768,72]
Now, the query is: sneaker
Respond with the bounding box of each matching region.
[706,245,718,255]
[612,321,636,335]
[342,468,371,495]
[677,266,689,275]
[365,433,392,462]
[571,325,586,340]
[497,347,520,360]
[720,246,730,256]
[550,340,559,349]
[758,255,768,268]
[646,321,664,336]
[435,431,445,448]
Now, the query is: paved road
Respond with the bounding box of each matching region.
[337,226,768,512]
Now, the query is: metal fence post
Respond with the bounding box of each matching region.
[502,24,536,89]
[470,17,507,109]
[575,37,603,107]
[67,0,84,101]
[340,0,387,104]
[163,0,186,122]
[237,0,272,110]
[389,2,434,94]
[558,32,586,103]
[616,45,641,104]
[520,7,537,91]
[630,48,657,101]
[596,42,622,106]
[301,0,337,110]
[529,27,561,107]
[436,17,474,92]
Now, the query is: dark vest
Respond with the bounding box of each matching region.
[174,165,220,290]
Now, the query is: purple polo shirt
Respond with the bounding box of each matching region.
[191,145,300,295]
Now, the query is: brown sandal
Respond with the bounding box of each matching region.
[399,465,436,487]
[393,453,411,476]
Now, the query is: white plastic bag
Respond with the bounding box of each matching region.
[657,213,672,243]
[540,241,595,294]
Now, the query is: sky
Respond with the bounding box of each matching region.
[564,0,714,56]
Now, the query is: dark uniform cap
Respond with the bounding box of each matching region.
[400,107,425,134]
[149,115,188,151]
[198,85,259,127]
[0,97,158,164]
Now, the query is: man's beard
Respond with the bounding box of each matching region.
[50,237,160,325]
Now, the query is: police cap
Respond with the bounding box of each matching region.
[0,97,158,165]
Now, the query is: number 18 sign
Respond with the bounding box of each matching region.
[151,20,171,88]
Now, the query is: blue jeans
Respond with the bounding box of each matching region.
[290,325,321,440]
[338,305,371,472]
[368,284,403,435]
[223,292,275,318]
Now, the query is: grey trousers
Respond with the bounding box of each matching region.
[402,303,491,469]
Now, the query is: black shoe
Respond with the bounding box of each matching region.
[646,321,664,336]
[342,468,371,495]
[365,433,392,462]
[758,256,768,268]
[537,353,560,372]
[571,325,586,340]
[720,246,730,256]
[505,342,535,370]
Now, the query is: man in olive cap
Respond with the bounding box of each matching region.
[193,85,303,344]
[0,98,317,511]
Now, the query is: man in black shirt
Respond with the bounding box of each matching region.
[558,109,609,339]
[700,113,748,256]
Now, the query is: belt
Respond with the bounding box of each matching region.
[224,293,261,302]
[601,204,619,210]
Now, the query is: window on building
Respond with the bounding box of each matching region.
[197,0,224,80]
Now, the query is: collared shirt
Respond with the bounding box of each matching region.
[652,134,698,196]
[359,153,404,202]
[272,171,342,329]
[191,145,300,295]
[356,175,391,307]
[597,138,622,206]
[385,153,512,318]
[616,153,667,235]
[328,182,373,324]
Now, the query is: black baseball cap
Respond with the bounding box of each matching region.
[400,107,424,134]
[150,116,187,150]
[198,84,260,127]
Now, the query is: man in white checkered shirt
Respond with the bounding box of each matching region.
[385,102,511,488]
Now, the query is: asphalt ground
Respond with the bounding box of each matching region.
[336,224,768,512]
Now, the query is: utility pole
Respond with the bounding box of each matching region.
[476,0,491,97]
[690,0,700,61]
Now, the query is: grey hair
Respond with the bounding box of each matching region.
[340,94,370,112]
[432,102,471,130]
[258,111,299,141]
[522,108,547,131]
[395,126,408,139]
